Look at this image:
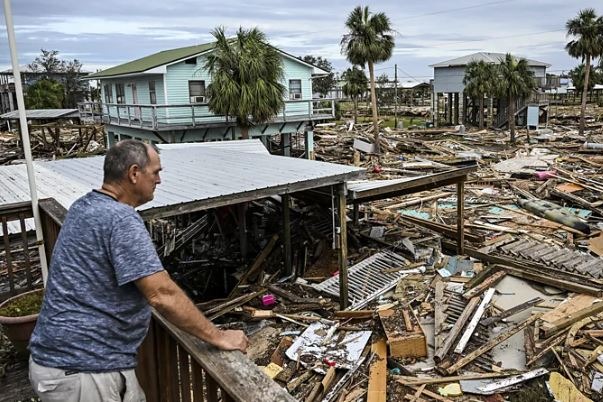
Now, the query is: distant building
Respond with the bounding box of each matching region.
[0,68,91,114]
[81,42,332,149]
[429,52,550,127]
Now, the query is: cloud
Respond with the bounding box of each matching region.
[0,0,600,77]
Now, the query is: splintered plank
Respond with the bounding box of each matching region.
[443,314,541,374]
[367,339,387,402]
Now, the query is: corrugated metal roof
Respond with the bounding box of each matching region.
[86,43,216,79]
[157,139,269,155]
[0,140,364,234]
[430,52,551,68]
[0,109,79,120]
[86,41,326,80]
[347,177,418,193]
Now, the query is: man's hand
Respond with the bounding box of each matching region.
[210,329,249,353]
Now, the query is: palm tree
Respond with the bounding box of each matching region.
[566,9,603,136]
[497,54,535,143]
[342,66,369,123]
[204,27,285,139]
[341,6,395,153]
[463,61,496,129]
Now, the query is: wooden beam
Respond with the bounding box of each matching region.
[462,271,506,300]
[454,288,495,354]
[282,194,292,275]
[457,180,465,255]
[433,296,480,363]
[367,339,387,402]
[337,183,349,310]
[395,372,512,386]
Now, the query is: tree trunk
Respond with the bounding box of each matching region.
[508,95,516,143]
[353,97,358,124]
[241,126,249,140]
[580,54,591,136]
[368,62,380,154]
[478,95,484,129]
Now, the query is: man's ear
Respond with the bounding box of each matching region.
[127,164,141,184]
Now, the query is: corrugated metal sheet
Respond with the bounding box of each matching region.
[430,52,550,68]
[0,109,79,120]
[347,177,419,193]
[0,141,364,235]
[157,139,269,154]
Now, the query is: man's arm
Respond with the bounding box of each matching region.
[135,270,248,352]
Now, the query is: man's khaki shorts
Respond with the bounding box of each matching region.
[29,356,146,402]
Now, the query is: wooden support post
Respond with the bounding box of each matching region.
[447,93,453,125]
[337,184,349,310]
[457,180,465,255]
[304,127,314,160]
[282,132,291,157]
[282,194,292,276]
[454,93,459,125]
[353,203,360,225]
[238,203,248,261]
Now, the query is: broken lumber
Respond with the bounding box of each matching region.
[462,271,505,300]
[442,314,541,374]
[379,308,427,359]
[433,296,480,363]
[367,339,387,402]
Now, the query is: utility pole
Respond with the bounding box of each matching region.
[394,64,398,129]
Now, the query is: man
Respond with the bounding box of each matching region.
[29,140,248,401]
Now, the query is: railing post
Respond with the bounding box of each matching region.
[127,105,131,126]
[331,99,335,117]
[152,106,157,130]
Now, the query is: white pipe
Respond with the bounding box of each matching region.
[3,0,49,285]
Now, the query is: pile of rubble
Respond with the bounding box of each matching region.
[0,124,104,165]
[181,108,603,401]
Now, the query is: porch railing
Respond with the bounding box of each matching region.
[78,98,336,130]
[0,201,39,301]
[29,198,294,402]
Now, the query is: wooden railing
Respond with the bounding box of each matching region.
[0,201,39,301]
[30,198,295,402]
[78,99,336,130]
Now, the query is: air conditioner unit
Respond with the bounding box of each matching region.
[190,96,206,103]
[291,93,302,100]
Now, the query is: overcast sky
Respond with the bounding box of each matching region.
[0,0,600,81]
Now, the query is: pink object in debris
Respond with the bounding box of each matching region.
[534,171,555,180]
[261,294,276,307]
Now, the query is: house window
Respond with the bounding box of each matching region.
[189,81,206,103]
[103,84,113,103]
[115,83,125,104]
[149,80,157,104]
[289,79,302,100]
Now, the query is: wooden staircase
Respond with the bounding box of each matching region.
[495,91,549,128]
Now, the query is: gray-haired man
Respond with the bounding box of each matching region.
[29,140,248,401]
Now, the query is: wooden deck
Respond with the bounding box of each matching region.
[78,99,336,131]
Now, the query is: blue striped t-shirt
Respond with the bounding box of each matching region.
[29,190,164,372]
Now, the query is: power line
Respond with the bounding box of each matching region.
[401,0,516,21]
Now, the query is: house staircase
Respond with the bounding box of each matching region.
[495,91,549,128]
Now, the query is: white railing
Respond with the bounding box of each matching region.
[78,99,335,130]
